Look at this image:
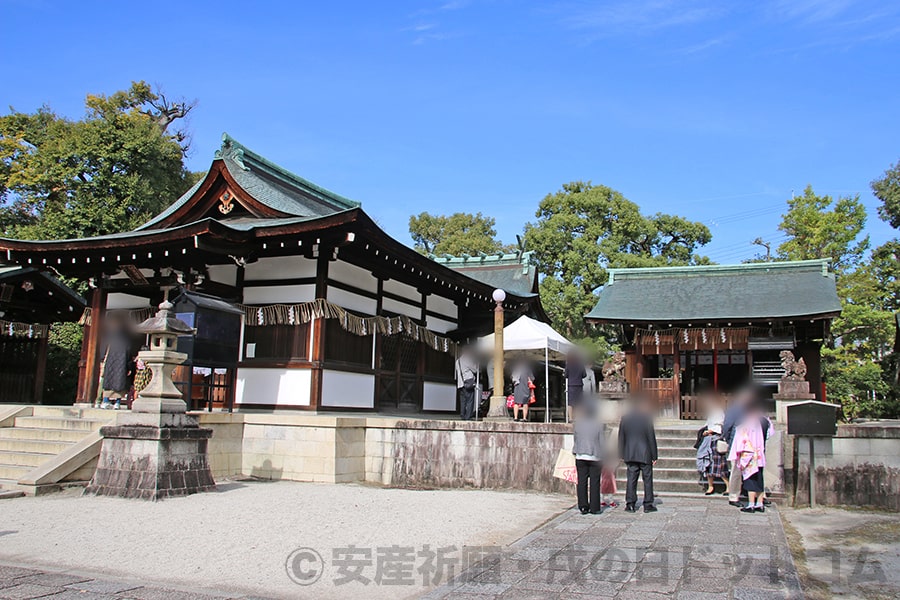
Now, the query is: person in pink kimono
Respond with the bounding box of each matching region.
[728,399,772,513]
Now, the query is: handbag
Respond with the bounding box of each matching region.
[716,439,729,455]
[506,395,515,409]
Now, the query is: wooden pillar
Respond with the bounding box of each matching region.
[672,343,681,419]
[32,334,49,404]
[79,288,107,406]
[309,249,330,410]
[713,347,719,393]
[635,332,644,389]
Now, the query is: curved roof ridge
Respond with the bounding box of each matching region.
[218,133,360,210]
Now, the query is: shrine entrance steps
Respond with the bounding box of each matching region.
[615,425,719,495]
[0,406,111,495]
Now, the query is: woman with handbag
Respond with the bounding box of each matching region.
[511,359,534,422]
[696,392,730,495]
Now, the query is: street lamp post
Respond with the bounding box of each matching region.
[486,288,508,420]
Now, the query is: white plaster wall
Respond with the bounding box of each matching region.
[244,256,317,281]
[426,315,456,334]
[328,287,377,315]
[330,259,378,293]
[321,370,375,408]
[243,284,316,305]
[207,264,238,286]
[106,293,151,310]
[423,382,457,411]
[383,297,421,320]
[383,279,421,302]
[426,294,458,320]
[236,368,311,407]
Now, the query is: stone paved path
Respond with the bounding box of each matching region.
[427,496,804,600]
[0,564,274,600]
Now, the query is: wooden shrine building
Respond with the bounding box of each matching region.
[0,134,545,413]
[585,260,841,419]
[0,266,85,404]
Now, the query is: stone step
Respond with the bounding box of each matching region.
[0,427,93,442]
[13,416,108,432]
[657,446,701,457]
[654,437,697,448]
[0,438,73,454]
[0,463,31,480]
[654,457,697,469]
[0,450,53,468]
[30,406,113,420]
[0,478,20,491]
[615,467,704,482]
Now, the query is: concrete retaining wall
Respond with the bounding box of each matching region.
[794,422,900,511]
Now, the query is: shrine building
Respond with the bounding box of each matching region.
[585,260,841,419]
[0,134,545,413]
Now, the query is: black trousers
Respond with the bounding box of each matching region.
[625,461,655,507]
[460,382,475,420]
[576,459,602,513]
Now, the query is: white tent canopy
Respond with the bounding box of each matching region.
[477,315,574,360]
[476,315,575,422]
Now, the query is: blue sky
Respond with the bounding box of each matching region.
[2,0,899,263]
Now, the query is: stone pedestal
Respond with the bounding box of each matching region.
[774,379,816,423]
[485,395,509,422]
[84,413,215,500]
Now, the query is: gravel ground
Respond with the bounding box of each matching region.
[0,481,570,600]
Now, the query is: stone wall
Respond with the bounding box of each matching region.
[198,413,366,484]
[197,413,574,493]
[365,418,573,493]
[794,422,900,511]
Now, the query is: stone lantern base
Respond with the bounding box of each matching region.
[84,414,215,501]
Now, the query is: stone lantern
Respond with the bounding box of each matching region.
[85,297,216,500]
[130,299,195,418]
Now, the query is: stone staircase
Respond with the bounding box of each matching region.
[615,424,718,495]
[0,406,112,494]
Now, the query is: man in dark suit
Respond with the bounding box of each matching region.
[618,395,658,513]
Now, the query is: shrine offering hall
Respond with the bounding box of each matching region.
[586,260,841,419]
[0,134,545,413]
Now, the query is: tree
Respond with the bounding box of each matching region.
[523,181,712,352]
[776,185,869,273]
[0,81,197,241]
[409,212,512,255]
[774,184,896,417]
[872,159,900,229]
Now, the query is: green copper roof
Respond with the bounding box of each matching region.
[139,133,359,230]
[586,259,841,323]
[431,251,538,296]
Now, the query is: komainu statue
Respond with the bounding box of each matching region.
[779,350,808,381]
[602,351,626,382]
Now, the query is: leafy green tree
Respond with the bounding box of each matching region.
[524,181,712,351]
[872,159,900,229]
[409,211,512,255]
[774,184,896,417]
[822,346,892,420]
[0,81,197,241]
[776,185,869,273]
